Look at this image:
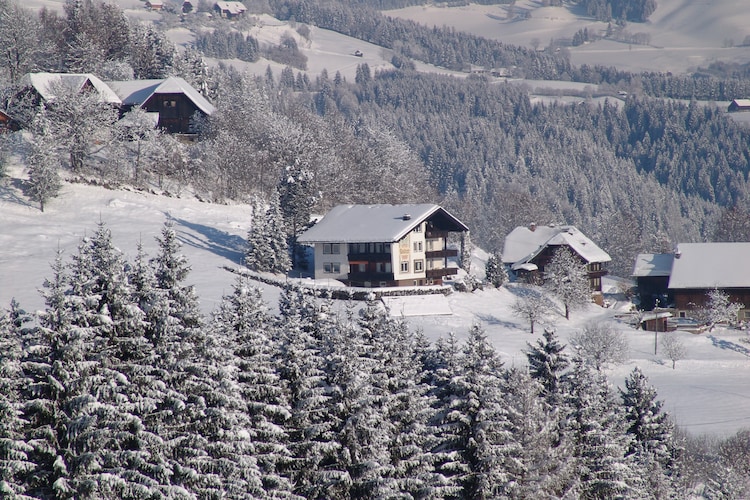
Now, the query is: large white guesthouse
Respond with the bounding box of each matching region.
[297,204,469,287]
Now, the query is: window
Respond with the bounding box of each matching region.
[413,241,423,252]
[400,261,409,273]
[414,224,422,233]
[323,262,340,273]
[414,259,424,272]
[323,243,340,255]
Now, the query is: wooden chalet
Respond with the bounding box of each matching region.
[297,204,469,287]
[145,0,164,10]
[728,99,750,112]
[108,77,215,135]
[668,243,750,321]
[213,1,247,18]
[502,223,611,295]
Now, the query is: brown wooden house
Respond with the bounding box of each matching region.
[502,224,611,294]
[668,242,750,321]
[108,77,215,135]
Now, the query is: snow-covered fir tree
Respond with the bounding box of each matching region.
[275,285,345,498]
[277,157,315,268]
[564,357,643,499]
[544,247,591,319]
[525,328,570,402]
[0,301,34,499]
[211,275,296,497]
[26,111,62,212]
[246,193,291,274]
[484,251,508,288]
[620,367,679,497]
[430,325,517,499]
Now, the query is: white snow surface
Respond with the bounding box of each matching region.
[3,163,750,438]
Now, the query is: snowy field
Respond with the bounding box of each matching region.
[3,161,750,438]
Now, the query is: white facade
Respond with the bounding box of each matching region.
[313,242,349,281]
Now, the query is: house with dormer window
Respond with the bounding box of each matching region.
[297,204,469,287]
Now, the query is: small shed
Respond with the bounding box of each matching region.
[145,0,164,10]
[640,311,672,332]
[728,99,750,112]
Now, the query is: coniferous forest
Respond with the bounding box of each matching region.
[3,221,749,499]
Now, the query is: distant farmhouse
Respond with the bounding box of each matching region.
[145,0,163,10]
[214,1,247,19]
[502,223,611,296]
[633,243,750,322]
[728,99,750,112]
[19,72,122,108]
[108,77,215,134]
[10,72,214,136]
[297,204,469,287]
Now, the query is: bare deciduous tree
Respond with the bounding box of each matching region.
[571,322,629,371]
[660,333,687,369]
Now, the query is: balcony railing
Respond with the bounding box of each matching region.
[426,248,458,259]
[426,268,458,279]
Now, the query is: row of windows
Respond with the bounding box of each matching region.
[326,238,440,256]
[323,260,427,274]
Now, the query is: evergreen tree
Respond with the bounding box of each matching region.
[0,301,34,499]
[525,328,570,401]
[246,193,291,274]
[26,111,62,212]
[276,286,345,498]
[431,325,517,499]
[484,251,507,288]
[277,158,314,268]
[620,367,679,497]
[565,358,642,499]
[502,368,566,499]
[544,247,591,319]
[212,276,296,497]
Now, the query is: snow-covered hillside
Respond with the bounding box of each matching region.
[3,161,750,438]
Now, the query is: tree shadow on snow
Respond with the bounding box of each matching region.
[169,216,246,265]
[0,177,35,209]
[707,335,750,357]
[474,312,522,330]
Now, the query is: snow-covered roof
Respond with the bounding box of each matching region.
[668,242,750,289]
[502,224,611,266]
[731,99,750,107]
[108,77,216,116]
[632,253,674,278]
[215,1,247,15]
[297,204,468,244]
[22,72,121,105]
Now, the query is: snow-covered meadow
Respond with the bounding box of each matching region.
[3,159,750,438]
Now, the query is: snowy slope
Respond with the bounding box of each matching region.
[3,160,750,437]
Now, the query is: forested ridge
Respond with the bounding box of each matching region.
[3,221,749,498]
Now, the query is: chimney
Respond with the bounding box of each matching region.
[402,214,411,221]
[529,222,536,232]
